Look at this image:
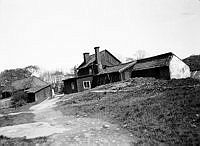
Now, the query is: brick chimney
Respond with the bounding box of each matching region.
[94,47,103,73]
[83,53,90,63]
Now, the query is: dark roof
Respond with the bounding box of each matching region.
[11,76,49,90]
[3,76,50,92]
[70,52,177,77]
[98,61,136,74]
[78,50,121,69]
[63,74,94,81]
[25,85,50,93]
[98,52,175,74]
[132,52,174,71]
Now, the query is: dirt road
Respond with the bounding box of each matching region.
[0,95,136,145]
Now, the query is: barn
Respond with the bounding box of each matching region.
[0,76,52,108]
[131,52,190,79]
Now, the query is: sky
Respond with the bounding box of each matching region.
[0,0,200,73]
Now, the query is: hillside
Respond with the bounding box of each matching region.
[58,77,200,145]
[183,55,200,71]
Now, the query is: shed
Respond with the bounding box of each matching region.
[1,76,52,103]
[131,52,190,79]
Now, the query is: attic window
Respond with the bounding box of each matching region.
[83,81,91,89]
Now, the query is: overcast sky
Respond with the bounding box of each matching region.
[0,0,200,73]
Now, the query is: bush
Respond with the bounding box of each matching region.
[11,91,29,108]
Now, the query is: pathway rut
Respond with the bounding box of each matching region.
[0,96,136,145]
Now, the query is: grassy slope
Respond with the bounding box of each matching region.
[58,78,200,145]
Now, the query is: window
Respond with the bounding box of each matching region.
[71,82,75,90]
[89,68,92,75]
[83,81,91,89]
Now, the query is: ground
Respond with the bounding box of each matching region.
[0,95,135,145]
[0,77,200,145]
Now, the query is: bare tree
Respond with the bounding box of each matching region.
[134,50,147,60]
[125,50,147,62]
[70,65,78,77]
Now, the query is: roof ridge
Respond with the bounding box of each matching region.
[136,52,173,63]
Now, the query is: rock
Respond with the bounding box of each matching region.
[83,114,87,117]
[116,128,120,130]
[123,124,127,128]
[102,124,110,129]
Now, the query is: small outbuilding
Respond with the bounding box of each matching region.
[1,76,52,105]
[131,52,190,79]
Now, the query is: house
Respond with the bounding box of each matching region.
[63,48,190,94]
[63,47,121,94]
[1,76,52,105]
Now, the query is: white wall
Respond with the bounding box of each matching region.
[169,55,190,79]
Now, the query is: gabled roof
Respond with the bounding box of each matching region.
[25,85,50,93]
[4,76,50,93]
[78,50,121,69]
[98,52,174,74]
[11,76,49,91]
[132,52,174,71]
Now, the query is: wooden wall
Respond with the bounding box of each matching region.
[63,79,78,94]
[35,86,52,102]
[77,76,93,92]
[131,66,170,80]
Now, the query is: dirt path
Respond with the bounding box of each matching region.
[0,95,136,145]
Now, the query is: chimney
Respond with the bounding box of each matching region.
[94,47,103,73]
[83,53,90,63]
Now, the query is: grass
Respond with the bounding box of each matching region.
[57,77,200,145]
[0,102,37,115]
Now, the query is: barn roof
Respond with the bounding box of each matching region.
[11,76,49,90]
[78,50,121,69]
[3,76,50,93]
[132,52,173,71]
[98,52,174,74]
[25,85,50,93]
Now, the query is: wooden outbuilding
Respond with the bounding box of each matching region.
[0,76,52,108]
